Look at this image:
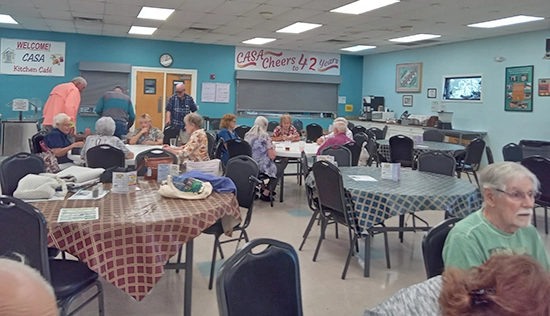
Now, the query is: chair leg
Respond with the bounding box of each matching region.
[465,172,472,184]
[299,210,319,250]
[335,221,339,239]
[313,218,327,262]
[398,215,404,243]
[545,206,548,235]
[364,234,371,277]
[175,246,183,273]
[208,238,220,290]
[96,280,105,316]
[218,241,225,259]
[342,235,357,280]
[472,170,480,187]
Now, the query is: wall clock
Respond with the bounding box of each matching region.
[159,53,173,67]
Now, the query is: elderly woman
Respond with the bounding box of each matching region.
[128,113,163,145]
[43,113,84,164]
[163,112,209,162]
[216,113,238,164]
[245,116,283,202]
[80,117,134,163]
[271,114,301,142]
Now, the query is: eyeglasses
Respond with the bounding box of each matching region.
[176,90,184,94]
[495,189,540,201]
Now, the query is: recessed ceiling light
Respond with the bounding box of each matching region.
[341,45,376,52]
[128,26,157,35]
[242,37,276,45]
[467,15,544,28]
[389,33,441,43]
[137,6,175,21]
[276,22,322,34]
[0,14,18,24]
[330,0,399,15]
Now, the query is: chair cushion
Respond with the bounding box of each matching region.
[49,259,98,300]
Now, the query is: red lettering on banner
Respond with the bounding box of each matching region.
[16,41,51,51]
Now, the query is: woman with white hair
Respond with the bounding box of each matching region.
[80,116,134,163]
[245,116,283,202]
[316,119,353,155]
[163,112,209,162]
[316,117,353,145]
[43,113,84,164]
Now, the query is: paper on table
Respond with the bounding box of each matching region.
[68,189,109,200]
[348,175,378,182]
[24,195,66,203]
[57,207,99,222]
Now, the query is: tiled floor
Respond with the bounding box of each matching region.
[47,173,550,315]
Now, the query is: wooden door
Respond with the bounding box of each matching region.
[136,71,165,129]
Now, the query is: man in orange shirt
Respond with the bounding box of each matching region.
[42,76,87,132]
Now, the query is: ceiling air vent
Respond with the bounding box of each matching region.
[325,39,351,43]
[188,27,211,32]
[74,16,102,24]
[395,39,440,46]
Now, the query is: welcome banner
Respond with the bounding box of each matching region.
[1,38,66,76]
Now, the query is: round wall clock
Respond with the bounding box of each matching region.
[159,53,173,67]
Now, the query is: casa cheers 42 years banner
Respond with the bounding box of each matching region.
[1,38,66,77]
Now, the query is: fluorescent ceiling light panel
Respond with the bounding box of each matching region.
[331,0,399,15]
[389,33,441,43]
[0,14,18,24]
[128,26,157,35]
[137,6,175,20]
[276,22,322,34]
[242,37,276,45]
[467,15,544,28]
[341,45,376,52]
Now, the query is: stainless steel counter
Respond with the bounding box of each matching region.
[2,120,39,156]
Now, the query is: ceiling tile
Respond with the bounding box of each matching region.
[102,24,130,32]
[76,28,102,35]
[152,28,183,36]
[265,0,310,6]
[211,1,260,16]
[71,11,103,20]
[103,15,135,25]
[1,5,42,18]
[46,19,76,27]
[211,25,247,35]
[198,13,238,25]
[49,26,76,32]
[225,16,264,28]
[242,4,293,19]
[104,3,142,17]
[39,9,73,19]
[75,21,103,29]
[180,0,225,13]
[168,10,206,24]
[252,19,293,31]
[142,0,184,9]
[32,0,70,10]
[68,0,105,14]
[272,8,324,22]
[299,0,351,11]
[105,0,146,4]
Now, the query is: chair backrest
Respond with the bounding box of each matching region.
[351,125,367,136]
[214,138,225,161]
[135,149,178,176]
[321,144,352,167]
[206,132,216,159]
[0,152,45,196]
[306,123,323,142]
[86,144,126,169]
[521,156,550,204]
[300,150,310,179]
[422,130,445,142]
[211,119,221,130]
[29,132,47,154]
[226,139,252,159]
[389,135,414,166]
[216,238,303,316]
[292,119,303,132]
[267,121,279,132]
[365,136,378,167]
[368,127,384,140]
[343,142,361,166]
[234,125,251,139]
[353,132,369,148]
[502,142,523,162]
[417,151,456,177]
[519,140,550,159]
[485,146,494,164]
[347,122,355,130]
[382,125,389,139]
[464,138,486,168]
[422,217,462,279]
[225,156,260,227]
[163,126,180,145]
[0,195,51,282]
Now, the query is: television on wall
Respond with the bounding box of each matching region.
[443,75,482,101]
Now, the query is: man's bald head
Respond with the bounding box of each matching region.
[0,258,57,316]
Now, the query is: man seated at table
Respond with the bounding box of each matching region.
[443,161,550,271]
[80,116,134,163]
[316,117,353,145]
[43,113,84,166]
[316,120,353,155]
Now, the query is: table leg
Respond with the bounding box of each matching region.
[279,174,284,203]
[184,240,193,316]
[398,215,404,243]
[363,234,371,277]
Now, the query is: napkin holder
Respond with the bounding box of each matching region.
[381,163,400,181]
[112,170,137,194]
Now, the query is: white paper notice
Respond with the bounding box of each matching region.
[68,189,109,200]
[215,83,230,103]
[338,96,346,104]
[57,207,99,222]
[12,99,29,111]
[348,175,377,182]
[201,82,216,102]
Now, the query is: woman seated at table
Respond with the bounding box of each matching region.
[217,113,238,164]
[245,116,283,202]
[43,113,84,165]
[80,116,134,163]
[163,112,209,162]
[271,114,301,142]
[127,113,163,145]
[316,117,353,145]
[316,120,353,155]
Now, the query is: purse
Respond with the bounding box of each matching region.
[137,156,175,180]
[37,141,61,173]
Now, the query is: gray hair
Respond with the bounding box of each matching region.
[333,117,348,125]
[95,116,116,136]
[71,76,87,86]
[333,120,347,133]
[480,161,540,194]
[247,116,268,138]
[184,112,203,128]
[53,113,71,127]
[0,257,54,296]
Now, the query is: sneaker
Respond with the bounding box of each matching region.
[260,194,273,202]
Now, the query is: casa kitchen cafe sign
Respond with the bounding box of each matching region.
[235,47,340,75]
[1,38,66,77]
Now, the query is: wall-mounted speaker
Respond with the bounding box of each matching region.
[545,38,550,59]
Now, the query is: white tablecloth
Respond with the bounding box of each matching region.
[274,141,319,158]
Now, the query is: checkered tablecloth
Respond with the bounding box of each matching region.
[31,180,240,301]
[307,166,483,231]
[377,140,464,161]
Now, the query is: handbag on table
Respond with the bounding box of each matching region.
[137,156,175,180]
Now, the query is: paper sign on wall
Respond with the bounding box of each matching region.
[200,82,230,103]
[1,38,66,76]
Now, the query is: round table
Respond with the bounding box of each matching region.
[274,141,319,158]
[376,140,464,161]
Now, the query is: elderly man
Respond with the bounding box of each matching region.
[165,83,197,144]
[316,117,353,145]
[0,258,58,316]
[443,162,550,271]
[316,119,353,155]
[95,86,136,139]
[42,76,87,132]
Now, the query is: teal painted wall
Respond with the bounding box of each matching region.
[363,29,550,161]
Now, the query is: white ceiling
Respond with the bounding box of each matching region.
[1,0,549,55]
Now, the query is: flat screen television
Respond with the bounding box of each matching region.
[443,75,482,101]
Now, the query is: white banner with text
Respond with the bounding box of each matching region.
[1,38,66,76]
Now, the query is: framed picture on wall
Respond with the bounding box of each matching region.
[539,78,550,96]
[144,79,156,94]
[427,88,437,98]
[505,65,533,112]
[396,62,422,93]
[402,95,413,107]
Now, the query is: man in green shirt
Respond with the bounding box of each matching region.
[443,162,550,271]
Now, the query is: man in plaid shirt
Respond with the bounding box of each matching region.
[165,83,197,143]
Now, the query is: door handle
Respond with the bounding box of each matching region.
[158,97,162,113]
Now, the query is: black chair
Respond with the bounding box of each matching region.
[0,152,45,196]
[216,238,303,316]
[389,135,414,168]
[86,145,126,169]
[368,127,384,140]
[163,126,180,145]
[456,138,485,186]
[423,130,445,142]
[292,119,303,132]
[351,125,367,136]
[226,139,252,159]
[29,131,47,154]
[267,121,279,132]
[234,125,251,139]
[486,146,494,164]
[365,135,380,167]
[347,122,355,130]
[521,156,550,234]
[211,119,221,130]
[306,123,323,142]
[213,138,224,161]
[353,132,369,149]
[311,160,390,279]
[422,217,462,278]
[206,131,216,159]
[382,125,388,139]
[0,195,104,316]
[320,144,352,167]
[503,142,523,162]
[417,151,456,177]
[134,149,177,176]
[343,142,361,166]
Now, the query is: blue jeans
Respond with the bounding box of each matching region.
[114,120,127,139]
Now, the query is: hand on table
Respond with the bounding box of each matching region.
[316,137,325,145]
[72,141,84,148]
